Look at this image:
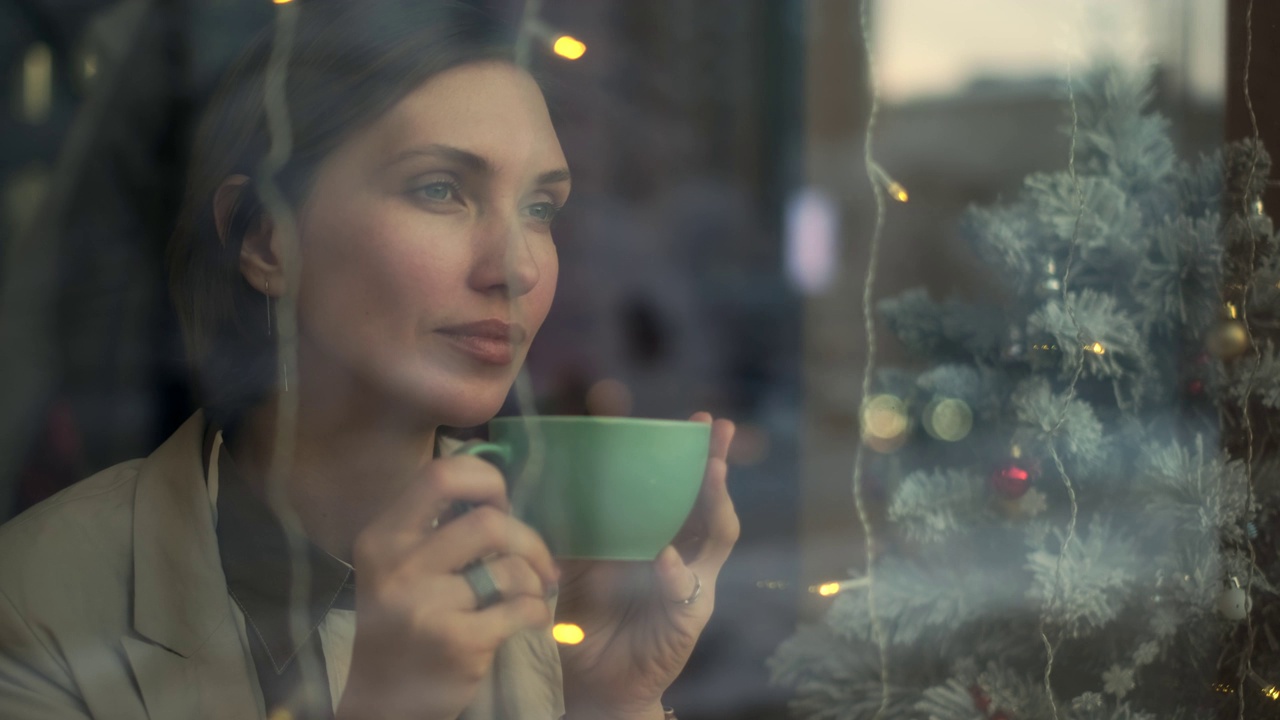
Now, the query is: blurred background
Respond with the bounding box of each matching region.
[0,1,1273,718]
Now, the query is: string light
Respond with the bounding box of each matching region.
[552,35,587,60]
[809,577,872,596]
[1264,686,1280,701]
[888,181,909,203]
[517,7,587,64]
[1227,302,1239,319]
[272,0,293,4]
[869,162,908,203]
[1087,341,1105,355]
[553,623,585,645]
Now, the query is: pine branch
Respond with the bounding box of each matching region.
[889,468,988,545]
[1026,518,1139,638]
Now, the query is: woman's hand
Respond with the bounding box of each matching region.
[335,455,559,720]
[556,413,738,720]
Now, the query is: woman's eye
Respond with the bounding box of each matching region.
[413,181,459,202]
[526,202,561,223]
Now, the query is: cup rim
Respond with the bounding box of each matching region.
[489,415,709,429]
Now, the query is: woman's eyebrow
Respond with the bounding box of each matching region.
[537,169,571,186]
[387,144,570,186]
[386,144,491,174]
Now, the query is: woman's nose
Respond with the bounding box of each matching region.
[470,213,541,297]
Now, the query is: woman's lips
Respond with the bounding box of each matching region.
[435,331,516,365]
[434,319,526,366]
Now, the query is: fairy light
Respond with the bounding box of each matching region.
[810,577,872,597]
[1264,685,1280,701]
[869,162,908,203]
[553,623,585,645]
[272,0,293,4]
[1227,302,1239,319]
[1088,341,1105,355]
[888,181,908,203]
[552,35,587,60]
[516,3,586,65]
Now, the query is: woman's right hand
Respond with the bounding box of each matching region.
[334,455,559,720]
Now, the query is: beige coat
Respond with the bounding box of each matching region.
[0,412,564,719]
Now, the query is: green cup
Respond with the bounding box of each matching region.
[458,416,711,560]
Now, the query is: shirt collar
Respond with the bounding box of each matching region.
[206,425,356,674]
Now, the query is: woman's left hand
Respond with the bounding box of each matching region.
[555,412,737,720]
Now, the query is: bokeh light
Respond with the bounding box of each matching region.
[922,397,973,442]
[553,622,585,645]
[862,394,909,453]
[585,378,632,416]
[553,35,587,60]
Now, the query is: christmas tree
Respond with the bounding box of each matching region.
[769,67,1280,719]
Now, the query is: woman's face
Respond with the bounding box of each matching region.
[290,61,568,428]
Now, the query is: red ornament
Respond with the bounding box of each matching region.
[969,684,991,712]
[991,461,1032,499]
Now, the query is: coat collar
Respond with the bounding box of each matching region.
[131,411,227,658]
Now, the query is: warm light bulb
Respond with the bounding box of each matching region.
[817,582,841,597]
[553,36,586,60]
[1227,302,1239,319]
[553,623,585,645]
[272,0,293,4]
[1265,686,1280,701]
[1088,342,1105,355]
[888,181,909,203]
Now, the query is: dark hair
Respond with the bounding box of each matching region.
[167,0,516,431]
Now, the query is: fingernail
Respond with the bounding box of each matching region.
[545,582,560,599]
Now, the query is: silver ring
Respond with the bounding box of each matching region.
[461,560,503,610]
[674,571,701,605]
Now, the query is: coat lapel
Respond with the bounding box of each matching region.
[126,411,263,720]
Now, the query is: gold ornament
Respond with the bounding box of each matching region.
[1208,320,1249,360]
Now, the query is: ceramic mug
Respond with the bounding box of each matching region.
[456,416,711,560]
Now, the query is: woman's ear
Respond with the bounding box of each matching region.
[213,174,283,296]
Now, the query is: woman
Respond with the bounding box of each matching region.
[0,2,737,719]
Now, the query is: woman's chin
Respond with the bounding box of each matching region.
[420,391,508,429]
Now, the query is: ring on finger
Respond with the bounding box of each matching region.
[673,570,701,605]
[461,559,503,610]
